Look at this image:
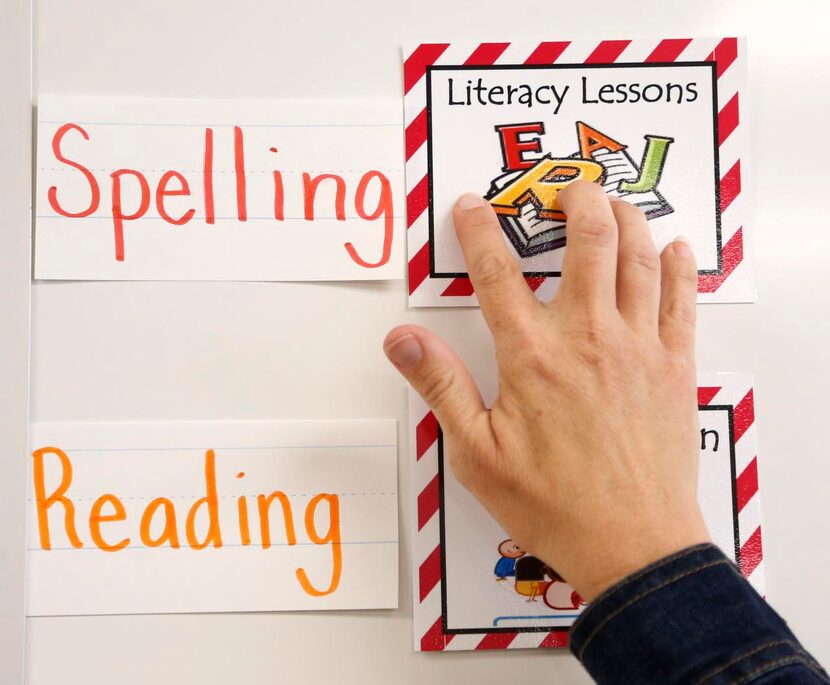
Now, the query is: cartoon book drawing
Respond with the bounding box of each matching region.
[596,146,673,218]
[486,122,674,258]
[486,172,568,258]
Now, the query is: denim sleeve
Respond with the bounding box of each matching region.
[569,544,828,685]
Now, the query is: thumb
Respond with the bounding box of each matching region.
[383,324,487,437]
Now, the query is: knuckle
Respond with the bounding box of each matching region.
[621,201,647,220]
[419,365,456,411]
[665,297,696,327]
[626,245,660,275]
[473,251,517,288]
[618,201,648,224]
[499,311,542,343]
[575,342,613,369]
[568,209,617,247]
[518,340,556,378]
[563,179,605,203]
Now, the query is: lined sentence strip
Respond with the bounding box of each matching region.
[39,120,401,129]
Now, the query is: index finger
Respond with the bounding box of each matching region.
[452,193,540,336]
[556,181,620,309]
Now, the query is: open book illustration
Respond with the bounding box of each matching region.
[486,121,674,258]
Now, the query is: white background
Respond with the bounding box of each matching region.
[429,64,720,272]
[697,409,737,557]
[9,0,830,683]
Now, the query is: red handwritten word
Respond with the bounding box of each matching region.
[47,123,394,267]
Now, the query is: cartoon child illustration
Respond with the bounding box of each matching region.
[494,540,586,609]
[494,539,525,581]
[513,554,550,601]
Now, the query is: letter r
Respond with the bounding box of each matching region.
[32,446,84,550]
[488,158,605,220]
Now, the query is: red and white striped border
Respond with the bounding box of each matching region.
[403,38,752,307]
[409,373,764,651]
[697,374,765,595]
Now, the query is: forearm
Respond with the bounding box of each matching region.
[570,544,828,685]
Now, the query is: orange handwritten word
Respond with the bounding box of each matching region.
[31,446,343,597]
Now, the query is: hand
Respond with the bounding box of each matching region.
[383,182,711,601]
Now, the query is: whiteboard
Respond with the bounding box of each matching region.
[0,1,30,683]
[19,0,830,682]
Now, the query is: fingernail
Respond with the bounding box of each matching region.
[608,194,622,202]
[457,193,487,210]
[384,334,423,368]
[673,235,693,256]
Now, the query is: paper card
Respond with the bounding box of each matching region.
[410,374,763,651]
[26,419,398,616]
[35,96,404,281]
[403,38,753,306]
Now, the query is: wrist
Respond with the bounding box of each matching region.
[565,512,712,602]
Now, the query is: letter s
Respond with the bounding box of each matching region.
[686,82,699,102]
[47,123,100,218]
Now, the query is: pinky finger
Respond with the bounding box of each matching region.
[659,237,698,354]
